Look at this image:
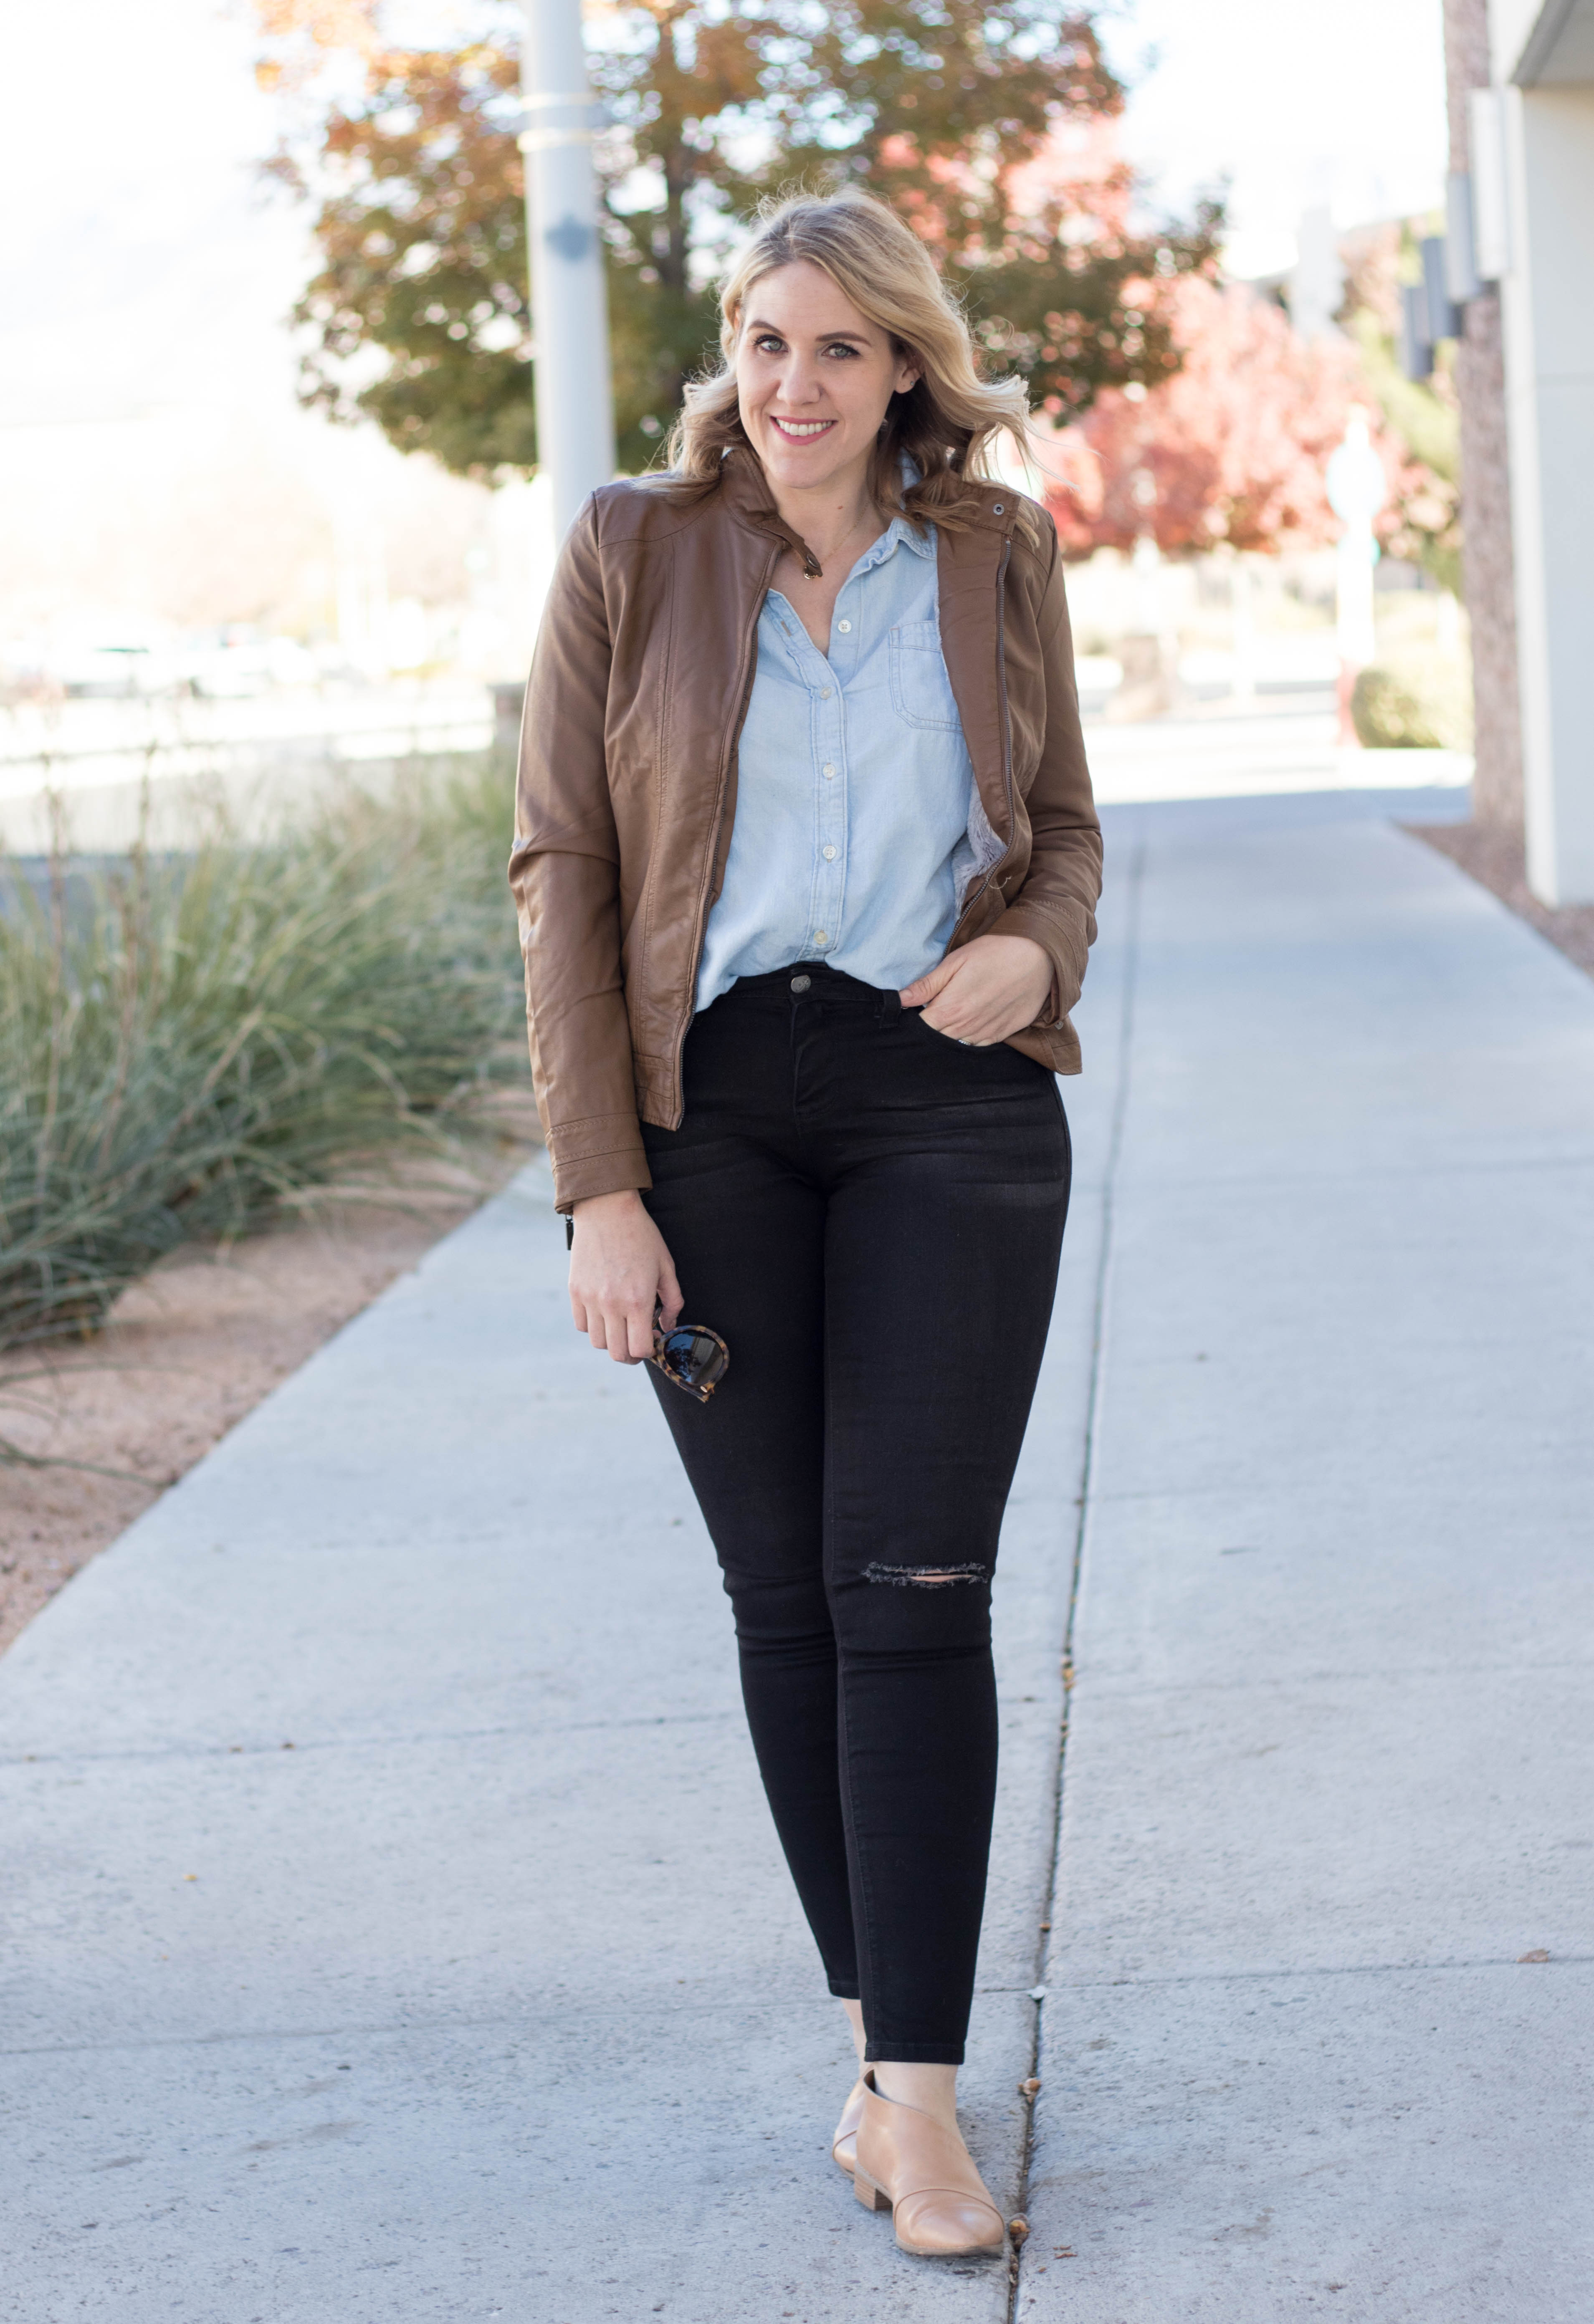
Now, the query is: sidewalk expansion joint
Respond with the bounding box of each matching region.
[0,1987,861,2061]
[0,1709,741,1773]
[1008,837,1146,2324]
[1073,1654,1594,1698]
[1112,1148,1594,1195]
[1047,1953,1594,1990]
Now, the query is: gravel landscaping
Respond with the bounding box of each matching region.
[1411,819,1594,980]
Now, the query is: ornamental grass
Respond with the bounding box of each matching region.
[0,759,525,1356]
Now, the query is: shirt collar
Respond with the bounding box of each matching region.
[718,445,938,572]
[863,455,935,563]
[856,510,936,572]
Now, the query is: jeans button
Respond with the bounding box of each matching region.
[789,974,811,993]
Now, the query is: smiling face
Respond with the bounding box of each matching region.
[734,259,920,502]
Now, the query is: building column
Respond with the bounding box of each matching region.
[1499,80,1594,901]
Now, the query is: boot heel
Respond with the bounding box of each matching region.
[854,2170,888,2212]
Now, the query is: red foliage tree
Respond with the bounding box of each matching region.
[1040,276,1375,559]
[255,1,1220,478]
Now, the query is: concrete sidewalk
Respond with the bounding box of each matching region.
[1,932,1111,2318]
[4,785,1590,2320]
[1025,794,1594,2321]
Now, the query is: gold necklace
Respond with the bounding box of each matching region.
[793,506,879,582]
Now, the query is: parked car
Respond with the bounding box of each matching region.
[55,643,187,699]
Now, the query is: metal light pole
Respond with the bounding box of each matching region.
[520,0,615,541]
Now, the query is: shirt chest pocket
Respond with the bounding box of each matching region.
[888,620,963,733]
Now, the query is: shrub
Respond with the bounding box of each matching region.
[0,759,526,1353]
[1351,649,1473,751]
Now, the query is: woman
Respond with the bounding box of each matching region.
[510,188,1100,2260]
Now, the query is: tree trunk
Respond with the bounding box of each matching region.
[1444,0,1523,833]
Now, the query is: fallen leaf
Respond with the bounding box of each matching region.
[1008,2215,1029,2243]
[1518,1948,1551,1963]
[1019,2078,1041,2096]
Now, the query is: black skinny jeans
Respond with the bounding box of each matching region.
[640,963,1070,2064]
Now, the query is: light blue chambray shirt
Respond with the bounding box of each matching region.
[695,514,998,1011]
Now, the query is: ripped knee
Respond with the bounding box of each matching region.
[861,1561,988,1588]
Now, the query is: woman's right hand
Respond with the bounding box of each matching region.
[568,1190,683,1363]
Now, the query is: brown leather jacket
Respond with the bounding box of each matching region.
[509,451,1102,1211]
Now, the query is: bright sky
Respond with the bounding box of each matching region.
[0,0,302,430]
[0,0,1450,433]
[1109,0,1450,274]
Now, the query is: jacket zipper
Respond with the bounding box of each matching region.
[666,543,779,1117]
[957,533,1015,932]
[995,534,1015,855]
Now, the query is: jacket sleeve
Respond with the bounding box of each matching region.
[994,514,1103,1029]
[508,496,653,1213]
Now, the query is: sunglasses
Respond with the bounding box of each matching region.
[651,1303,730,1403]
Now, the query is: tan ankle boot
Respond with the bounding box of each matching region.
[831,2077,867,2173]
[852,2071,1005,2257]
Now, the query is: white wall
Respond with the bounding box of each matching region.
[1499,82,1594,900]
[1493,0,1550,80]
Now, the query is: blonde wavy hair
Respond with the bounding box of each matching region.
[663,188,1030,531]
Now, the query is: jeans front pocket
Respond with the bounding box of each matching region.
[889,620,962,731]
[908,1006,969,1048]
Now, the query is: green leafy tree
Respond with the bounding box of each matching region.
[1338,224,1462,594]
[1351,316,1462,596]
[264,1,1220,480]
[268,44,541,475]
[744,1,1221,417]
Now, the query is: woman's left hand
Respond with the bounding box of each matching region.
[901,932,1055,1046]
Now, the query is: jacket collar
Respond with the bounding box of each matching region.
[716,447,820,573]
[711,444,1017,843]
[713,444,1017,574]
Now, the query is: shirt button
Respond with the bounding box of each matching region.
[822,763,835,778]
[837,619,852,633]
[789,974,811,993]
[813,931,828,945]
[822,845,836,861]
[820,687,832,699]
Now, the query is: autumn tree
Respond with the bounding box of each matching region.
[258,0,1220,480]
[266,44,542,475]
[1042,277,1361,560]
[1039,233,1466,604]
[736,3,1221,418]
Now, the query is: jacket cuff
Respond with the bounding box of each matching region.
[997,899,1090,1029]
[548,1118,654,1214]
